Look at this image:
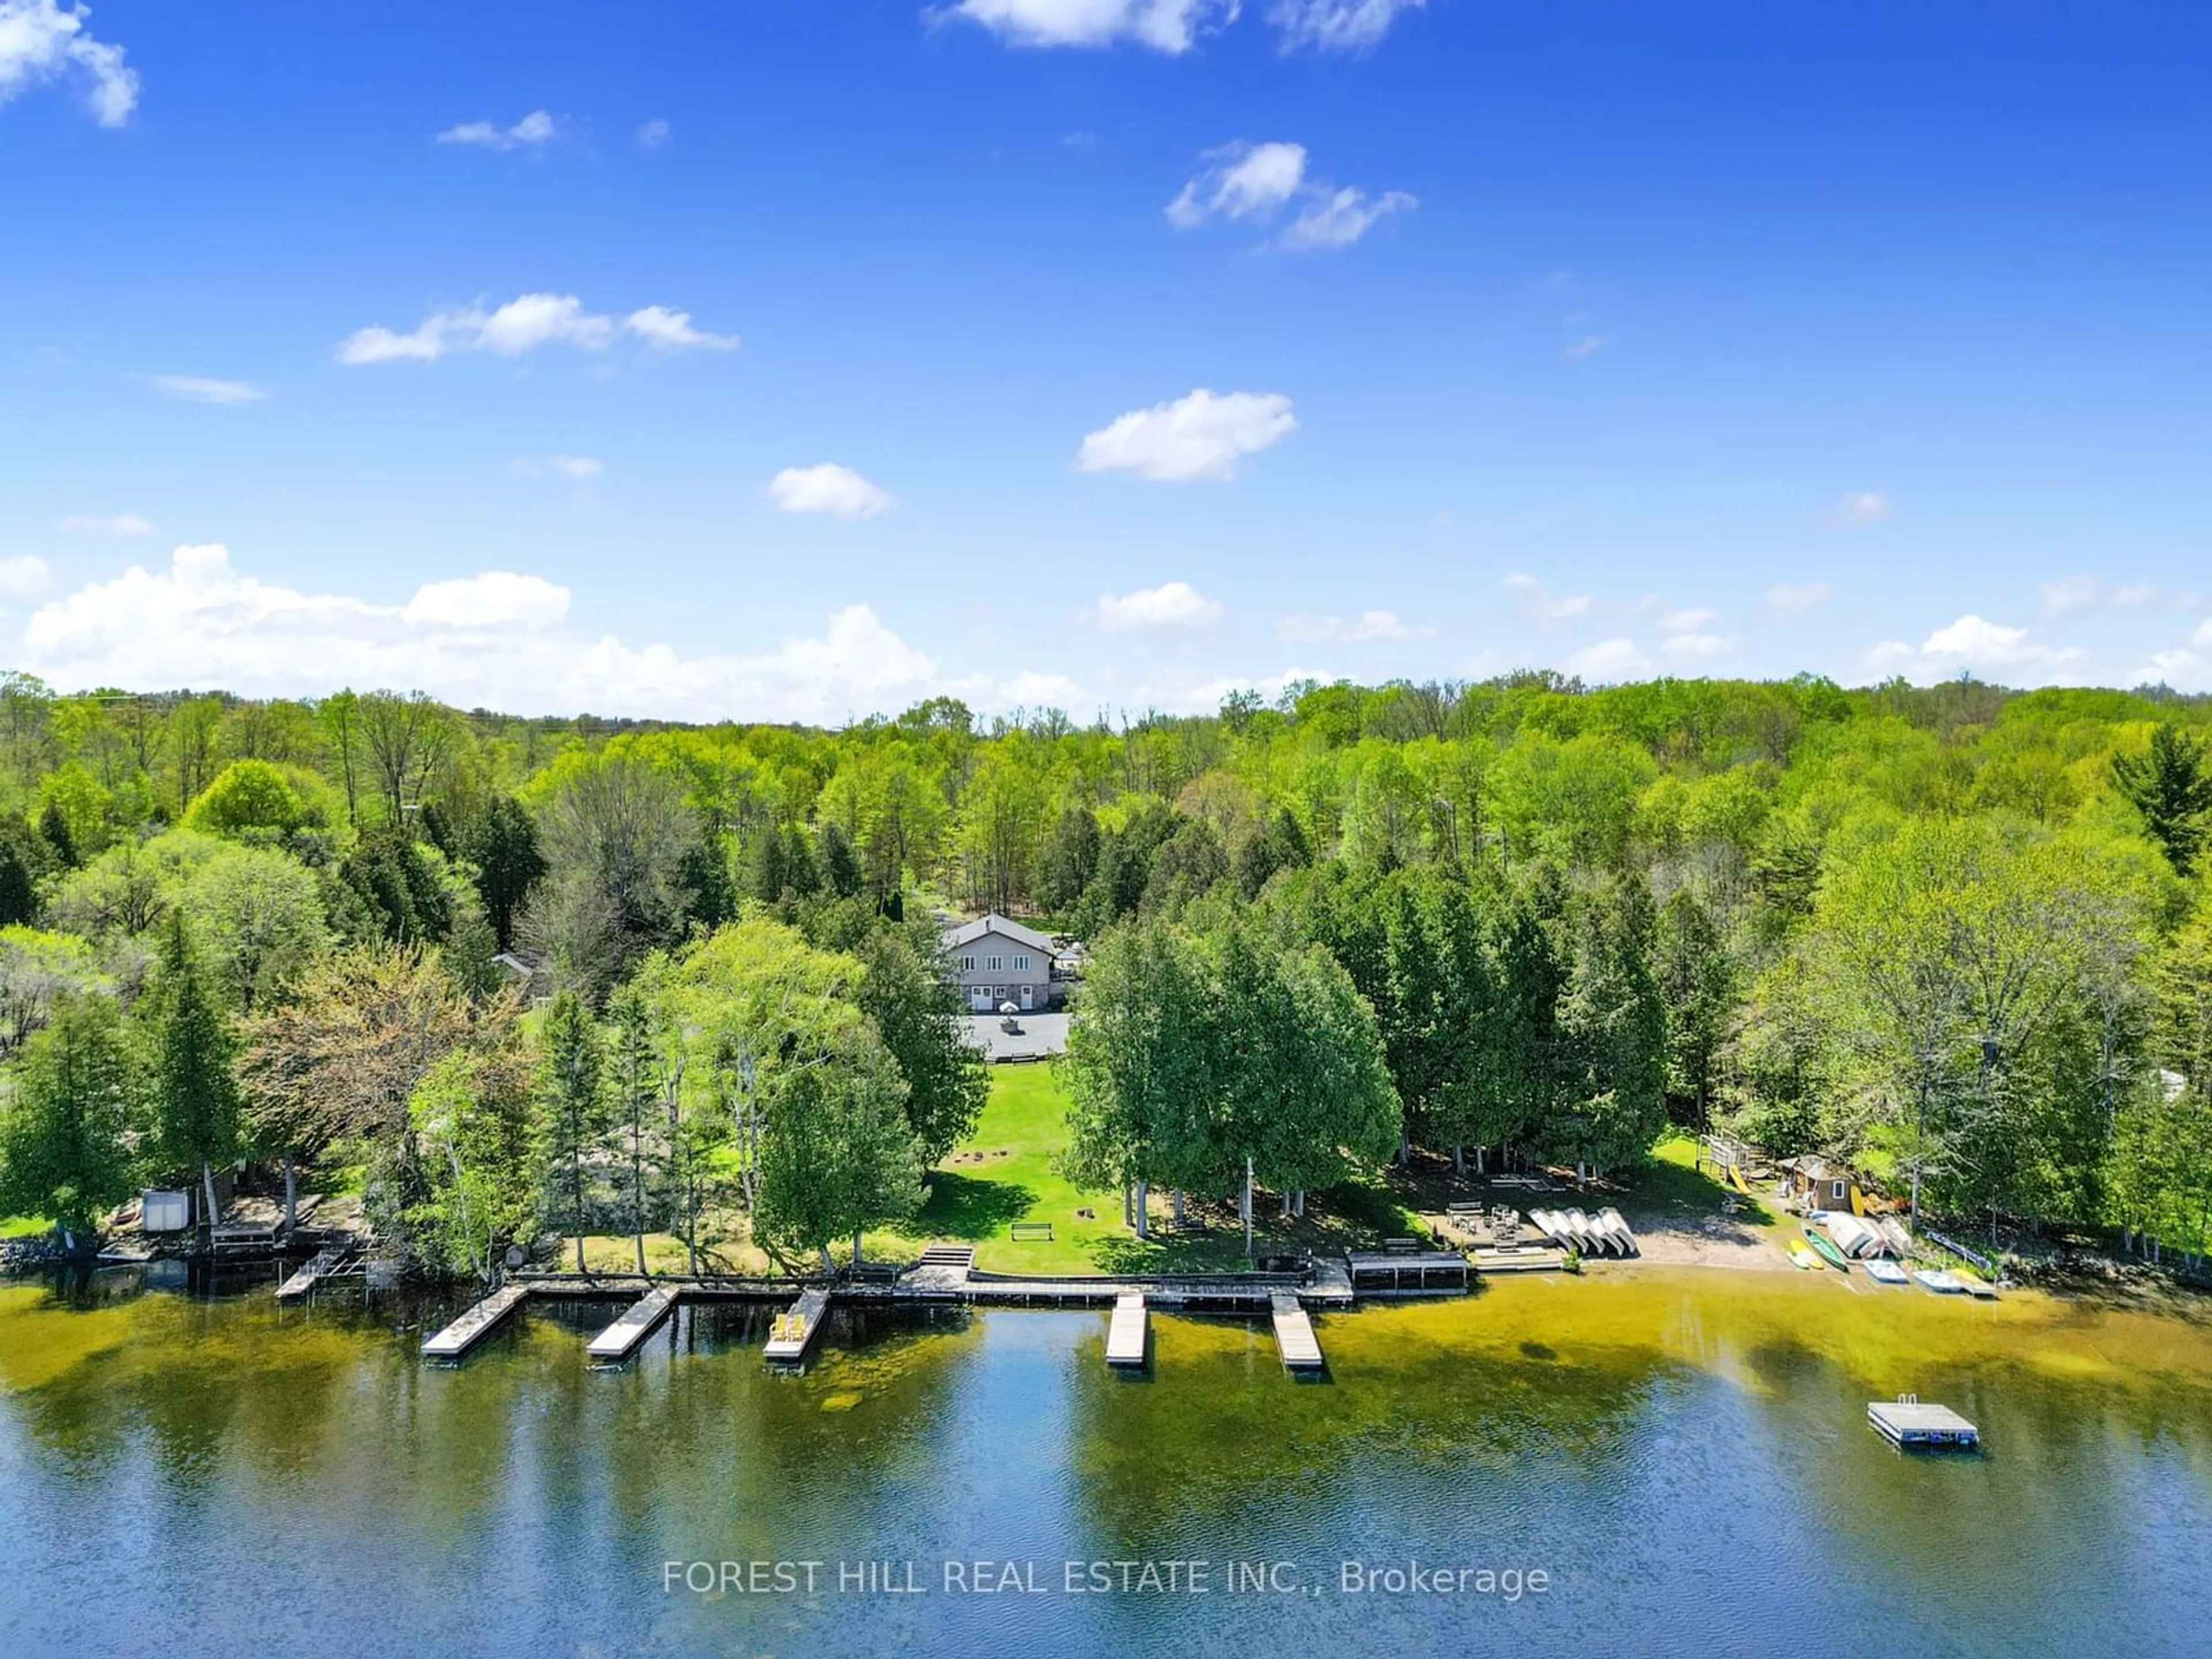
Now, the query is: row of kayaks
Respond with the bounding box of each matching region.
[1789,1225,1997,1296]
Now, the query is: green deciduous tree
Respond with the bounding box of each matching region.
[407,1043,543,1283]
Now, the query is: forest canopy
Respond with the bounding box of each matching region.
[0,668,2207,1269]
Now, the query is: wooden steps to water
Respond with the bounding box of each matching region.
[421,1282,531,1359]
[275,1246,354,1300]
[1270,1290,1324,1370]
[763,1287,831,1366]
[585,1285,680,1362]
[1105,1290,1147,1367]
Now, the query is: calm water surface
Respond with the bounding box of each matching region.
[3,1264,2210,1658]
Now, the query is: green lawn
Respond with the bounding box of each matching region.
[1,1215,51,1240]
[875,1065,1421,1275]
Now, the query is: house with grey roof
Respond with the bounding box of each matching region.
[942,912,1059,1012]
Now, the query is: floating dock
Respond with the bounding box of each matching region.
[421,1282,531,1359]
[275,1246,354,1300]
[763,1287,831,1366]
[1868,1395,1980,1449]
[1270,1290,1324,1370]
[585,1285,680,1362]
[1105,1290,1148,1367]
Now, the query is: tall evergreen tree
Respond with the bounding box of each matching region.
[2113,724,2212,874]
[468,795,547,952]
[0,993,142,1242]
[537,990,608,1272]
[146,915,246,1228]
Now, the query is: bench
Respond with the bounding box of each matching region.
[1009,1222,1054,1243]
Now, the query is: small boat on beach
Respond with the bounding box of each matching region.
[1912,1269,1964,1294]
[1788,1242,1825,1270]
[1864,1260,1910,1286]
[1804,1228,1850,1271]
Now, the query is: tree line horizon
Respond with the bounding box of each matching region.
[0,665,2207,1276]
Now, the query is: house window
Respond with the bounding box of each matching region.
[987,955,1003,972]
[961,955,976,972]
[1831,1180,1847,1201]
[1014,954,1031,971]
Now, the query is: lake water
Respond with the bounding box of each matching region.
[3,1264,2210,1658]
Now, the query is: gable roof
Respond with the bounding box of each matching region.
[943,912,1056,954]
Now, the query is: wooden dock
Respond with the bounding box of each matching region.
[1105,1290,1147,1367]
[1868,1395,1980,1449]
[421,1282,531,1359]
[763,1287,831,1366]
[585,1285,680,1362]
[1270,1290,1324,1370]
[275,1246,354,1300]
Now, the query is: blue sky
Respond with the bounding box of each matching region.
[4,0,2211,721]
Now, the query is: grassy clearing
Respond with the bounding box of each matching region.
[552,1067,1442,1279]
[1,1216,51,1240]
[1640,1132,1779,1227]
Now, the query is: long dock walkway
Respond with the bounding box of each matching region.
[1105,1291,1147,1367]
[586,1285,680,1362]
[763,1287,832,1366]
[1270,1290,1324,1370]
[421,1283,531,1359]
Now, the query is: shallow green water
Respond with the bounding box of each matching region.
[3,1264,2210,1657]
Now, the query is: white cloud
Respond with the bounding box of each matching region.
[1275,185,1416,251]
[148,374,267,405]
[1168,139,1414,251]
[2195,616,2212,648]
[1279,609,1429,642]
[1866,614,2086,684]
[2134,649,2212,691]
[399,571,570,630]
[1268,0,1425,52]
[1760,580,1834,618]
[767,463,896,520]
[1565,638,1654,683]
[338,294,735,365]
[15,544,1058,722]
[435,110,556,150]
[1656,606,1717,634]
[635,118,671,147]
[512,456,603,481]
[1077,388,1296,482]
[1502,571,1592,621]
[1562,332,1611,360]
[946,0,1238,54]
[0,0,137,126]
[1660,632,1732,662]
[623,305,740,351]
[1166,141,1308,226]
[2041,575,2195,619]
[59,512,151,536]
[0,555,52,597]
[1095,581,1222,631]
[1830,490,1891,527]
